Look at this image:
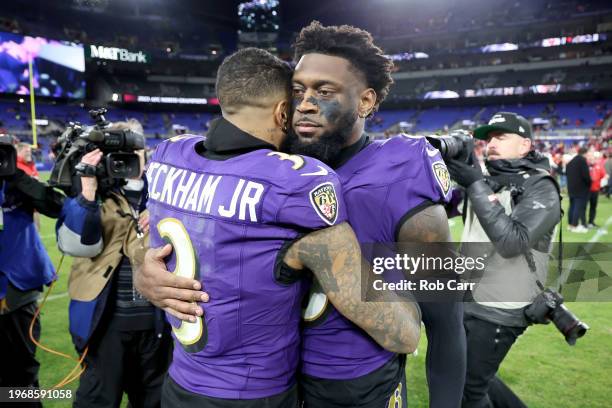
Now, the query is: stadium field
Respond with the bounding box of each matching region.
[35,172,612,407]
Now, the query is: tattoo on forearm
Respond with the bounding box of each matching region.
[295,241,340,292]
[286,223,421,353]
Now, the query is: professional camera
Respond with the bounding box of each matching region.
[0,134,17,177]
[426,129,475,162]
[524,288,589,345]
[49,108,145,196]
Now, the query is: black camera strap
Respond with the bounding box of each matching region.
[558,207,564,293]
[523,251,545,291]
[115,188,145,238]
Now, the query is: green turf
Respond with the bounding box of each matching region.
[33,172,612,407]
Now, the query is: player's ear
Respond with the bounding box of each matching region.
[274,99,289,131]
[358,88,377,119]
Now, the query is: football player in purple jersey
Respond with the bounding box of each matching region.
[137,23,466,407]
[139,47,421,408]
[280,22,466,408]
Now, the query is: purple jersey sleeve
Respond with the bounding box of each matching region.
[382,135,452,240]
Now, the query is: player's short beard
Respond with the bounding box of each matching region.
[282,110,357,165]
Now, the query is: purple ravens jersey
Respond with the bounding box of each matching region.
[302,135,452,379]
[146,134,346,399]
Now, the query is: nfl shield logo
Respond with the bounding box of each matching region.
[309,182,339,225]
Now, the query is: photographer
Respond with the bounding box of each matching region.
[0,136,64,399]
[446,112,562,408]
[55,120,171,408]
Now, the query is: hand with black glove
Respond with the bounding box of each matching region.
[446,159,483,188]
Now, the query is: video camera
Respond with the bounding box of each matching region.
[426,129,475,163]
[0,135,17,178]
[49,108,145,196]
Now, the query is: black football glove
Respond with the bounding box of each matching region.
[446,159,483,188]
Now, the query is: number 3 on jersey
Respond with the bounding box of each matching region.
[157,218,208,353]
[267,151,305,170]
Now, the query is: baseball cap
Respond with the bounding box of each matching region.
[473,112,533,141]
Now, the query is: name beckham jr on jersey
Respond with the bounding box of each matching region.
[146,162,264,222]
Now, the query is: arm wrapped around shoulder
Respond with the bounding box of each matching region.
[283,222,422,354]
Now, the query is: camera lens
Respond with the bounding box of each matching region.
[106,152,140,179]
[112,160,127,174]
[551,304,589,345]
[425,133,473,162]
[565,322,588,345]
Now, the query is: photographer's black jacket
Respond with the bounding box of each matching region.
[462,152,562,327]
[467,154,561,258]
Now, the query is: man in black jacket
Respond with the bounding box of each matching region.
[446,112,561,408]
[566,147,591,233]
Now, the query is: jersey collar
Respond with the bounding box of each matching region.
[201,118,276,159]
[330,134,370,169]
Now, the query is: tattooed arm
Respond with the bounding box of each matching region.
[284,222,421,354]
